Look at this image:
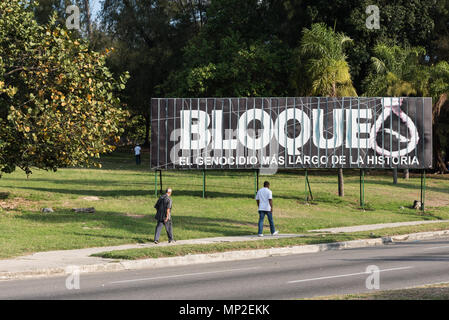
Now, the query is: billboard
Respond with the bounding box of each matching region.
[150,97,432,170]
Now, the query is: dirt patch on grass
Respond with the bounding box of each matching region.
[0,197,37,211]
[425,195,449,208]
[0,201,16,211]
[122,213,147,219]
[82,196,102,201]
[82,226,102,230]
[231,221,258,228]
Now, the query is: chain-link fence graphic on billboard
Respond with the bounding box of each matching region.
[150,97,432,170]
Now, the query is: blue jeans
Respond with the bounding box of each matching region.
[258,211,275,235]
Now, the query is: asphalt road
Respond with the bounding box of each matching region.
[1,237,449,300]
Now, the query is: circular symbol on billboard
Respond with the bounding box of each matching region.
[369,98,419,158]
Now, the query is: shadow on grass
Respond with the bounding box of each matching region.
[13,185,431,216]
[13,184,329,201]
[16,211,256,239]
[14,186,153,197]
[366,179,449,195]
[13,185,257,199]
[6,178,129,186]
[14,185,360,205]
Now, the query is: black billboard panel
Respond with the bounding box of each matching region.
[150,97,432,170]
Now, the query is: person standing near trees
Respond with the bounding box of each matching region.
[134,144,141,165]
[153,188,175,244]
[256,181,279,237]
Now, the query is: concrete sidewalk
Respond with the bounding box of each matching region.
[2,219,449,281]
[0,234,303,280]
[309,219,449,234]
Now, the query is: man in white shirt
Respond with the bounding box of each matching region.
[255,181,278,237]
[134,144,141,165]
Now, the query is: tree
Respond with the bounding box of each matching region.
[165,33,293,97]
[34,0,71,25]
[0,0,128,176]
[34,0,92,35]
[99,0,199,145]
[163,0,294,97]
[363,44,428,97]
[296,23,357,97]
[429,0,449,62]
[295,23,357,196]
[365,43,449,173]
[429,61,449,173]
[283,0,437,93]
[364,44,429,180]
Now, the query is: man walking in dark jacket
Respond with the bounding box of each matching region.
[154,188,174,244]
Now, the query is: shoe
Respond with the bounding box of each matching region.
[272,231,279,236]
[169,240,175,243]
[258,234,264,237]
[154,240,159,244]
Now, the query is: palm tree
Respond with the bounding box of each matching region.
[364,44,428,97]
[429,61,449,173]
[365,43,449,174]
[365,44,428,180]
[298,23,357,97]
[295,23,357,197]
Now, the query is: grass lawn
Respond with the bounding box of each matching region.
[308,282,449,300]
[0,148,448,259]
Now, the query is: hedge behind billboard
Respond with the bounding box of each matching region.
[150,97,432,170]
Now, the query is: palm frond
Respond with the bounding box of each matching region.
[371,57,386,74]
[297,23,356,97]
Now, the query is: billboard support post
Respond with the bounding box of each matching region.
[307,174,313,201]
[154,170,158,196]
[257,170,259,192]
[304,169,308,202]
[360,169,365,209]
[202,169,206,198]
[254,170,259,196]
[159,170,163,195]
[305,169,313,202]
[421,170,426,211]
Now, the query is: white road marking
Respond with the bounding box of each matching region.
[423,245,449,251]
[288,266,413,284]
[109,266,261,284]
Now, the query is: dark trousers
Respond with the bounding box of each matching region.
[258,211,276,235]
[135,154,141,165]
[154,219,174,242]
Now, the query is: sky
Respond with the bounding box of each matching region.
[91,0,101,20]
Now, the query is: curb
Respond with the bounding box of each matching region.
[1,229,449,281]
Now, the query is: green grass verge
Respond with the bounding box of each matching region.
[92,222,449,260]
[0,149,448,259]
[309,282,449,300]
